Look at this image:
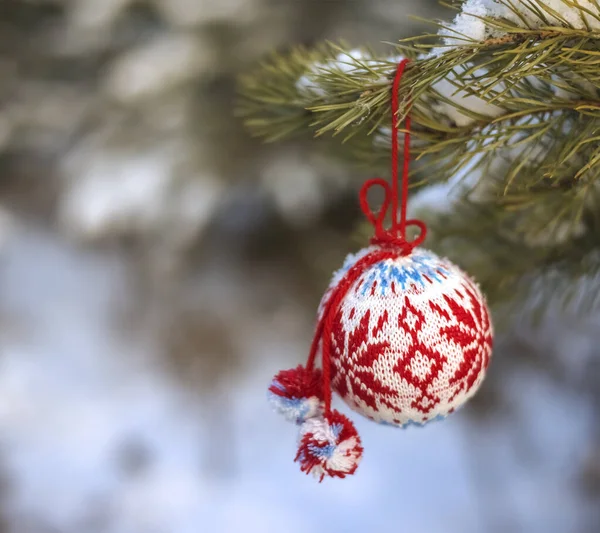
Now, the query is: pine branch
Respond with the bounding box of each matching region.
[238,24,600,199]
[237,0,600,321]
[238,31,600,137]
[238,0,600,176]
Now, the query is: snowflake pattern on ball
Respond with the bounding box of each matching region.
[322,246,493,427]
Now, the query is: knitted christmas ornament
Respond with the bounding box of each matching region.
[320,245,492,427]
[267,59,493,481]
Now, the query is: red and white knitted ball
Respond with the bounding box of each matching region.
[319,245,493,427]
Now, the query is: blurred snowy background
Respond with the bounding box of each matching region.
[0,1,599,532]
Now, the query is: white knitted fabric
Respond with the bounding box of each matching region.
[319,246,493,427]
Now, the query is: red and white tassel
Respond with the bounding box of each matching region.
[268,365,324,424]
[295,410,363,482]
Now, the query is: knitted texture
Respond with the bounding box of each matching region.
[318,245,493,427]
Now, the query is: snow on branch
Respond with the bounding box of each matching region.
[439,0,600,51]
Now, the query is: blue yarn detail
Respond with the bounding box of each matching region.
[330,423,343,439]
[308,443,336,459]
[267,389,311,423]
[400,414,447,429]
[356,250,449,296]
[376,414,447,428]
[270,381,286,392]
[377,420,398,427]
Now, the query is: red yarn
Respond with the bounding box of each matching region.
[268,365,323,400]
[358,59,426,252]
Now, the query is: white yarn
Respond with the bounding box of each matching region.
[268,392,322,424]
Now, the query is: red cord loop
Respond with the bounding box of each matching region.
[358,178,391,235]
[358,58,427,256]
[359,179,427,253]
[370,221,427,252]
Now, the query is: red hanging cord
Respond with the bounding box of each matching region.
[307,58,427,417]
[359,58,426,251]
